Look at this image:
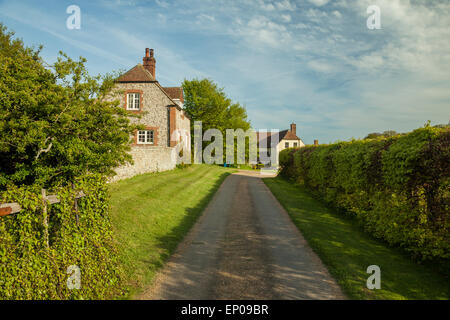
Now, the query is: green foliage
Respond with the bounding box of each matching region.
[0,175,125,299]
[279,126,450,264]
[364,130,399,139]
[182,78,252,163]
[0,24,129,299]
[182,78,250,133]
[0,24,135,189]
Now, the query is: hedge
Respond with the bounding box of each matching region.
[0,175,125,299]
[279,126,449,262]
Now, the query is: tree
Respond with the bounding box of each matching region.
[0,24,136,189]
[182,78,250,132]
[182,78,251,163]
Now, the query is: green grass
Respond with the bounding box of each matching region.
[264,176,450,300]
[109,164,235,298]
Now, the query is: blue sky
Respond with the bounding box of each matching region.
[0,0,449,144]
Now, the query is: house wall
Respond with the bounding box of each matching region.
[112,82,173,145]
[106,82,190,181]
[278,139,305,152]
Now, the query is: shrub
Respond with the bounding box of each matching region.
[279,126,450,262]
[0,24,136,189]
[0,175,125,299]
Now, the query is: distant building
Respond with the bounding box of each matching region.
[257,123,305,166]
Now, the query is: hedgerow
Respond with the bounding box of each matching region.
[279,125,450,263]
[0,174,126,299]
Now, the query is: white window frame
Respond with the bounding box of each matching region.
[285,142,289,148]
[137,130,154,145]
[127,93,141,110]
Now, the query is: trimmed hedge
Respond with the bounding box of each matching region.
[279,126,449,262]
[0,175,125,299]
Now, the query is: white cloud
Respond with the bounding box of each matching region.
[240,16,292,48]
[307,0,330,7]
[197,14,215,22]
[307,60,335,73]
[332,10,342,18]
[275,0,296,11]
[155,0,169,8]
[260,1,275,11]
[281,14,291,22]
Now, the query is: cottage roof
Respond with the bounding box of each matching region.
[116,64,156,82]
[162,87,184,103]
[257,129,302,146]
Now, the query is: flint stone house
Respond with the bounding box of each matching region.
[257,123,305,166]
[107,48,191,181]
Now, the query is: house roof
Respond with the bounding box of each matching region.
[162,87,184,103]
[115,60,190,119]
[116,64,156,82]
[281,130,300,140]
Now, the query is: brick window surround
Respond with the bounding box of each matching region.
[124,90,144,114]
[133,126,159,146]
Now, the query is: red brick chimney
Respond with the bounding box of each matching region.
[143,48,156,78]
[290,123,296,135]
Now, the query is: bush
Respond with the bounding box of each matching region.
[0,23,136,189]
[0,175,125,299]
[279,125,450,262]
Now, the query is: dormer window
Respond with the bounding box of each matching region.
[127,93,141,110]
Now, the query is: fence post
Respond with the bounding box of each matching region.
[42,189,49,249]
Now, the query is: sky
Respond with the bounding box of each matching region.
[0,0,449,144]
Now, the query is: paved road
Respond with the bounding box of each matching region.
[139,171,345,300]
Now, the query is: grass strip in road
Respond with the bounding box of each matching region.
[109,165,235,298]
[264,176,450,300]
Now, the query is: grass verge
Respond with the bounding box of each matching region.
[264,176,450,300]
[109,164,235,298]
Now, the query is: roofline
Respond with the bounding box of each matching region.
[115,64,190,119]
[115,80,158,84]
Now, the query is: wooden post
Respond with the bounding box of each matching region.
[41,189,49,249]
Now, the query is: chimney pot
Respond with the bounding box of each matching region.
[143,48,156,78]
[290,123,296,135]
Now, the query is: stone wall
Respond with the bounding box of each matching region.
[110,146,176,182]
